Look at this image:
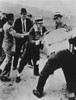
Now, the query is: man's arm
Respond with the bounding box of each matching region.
[9,27,26,38]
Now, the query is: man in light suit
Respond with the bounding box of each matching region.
[13,8,33,71]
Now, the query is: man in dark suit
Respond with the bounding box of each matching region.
[13,8,33,70]
[15,17,48,83]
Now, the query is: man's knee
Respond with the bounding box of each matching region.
[6,58,12,63]
[5,55,12,63]
[40,65,54,77]
[40,70,53,77]
[20,57,28,67]
[40,60,55,77]
[39,72,50,82]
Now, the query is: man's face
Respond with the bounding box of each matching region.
[55,17,61,23]
[36,23,43,29]
[21,14,27,20]
[8,19,14,25]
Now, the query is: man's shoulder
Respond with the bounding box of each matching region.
[15,18,21,22]
[26,18,32,22]
[26,18,30,20]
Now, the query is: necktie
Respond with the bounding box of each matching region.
[23,21,25,32]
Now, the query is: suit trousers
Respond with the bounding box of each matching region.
[13,36,28,69]
[36,49,76,94]
[18,42,40,74]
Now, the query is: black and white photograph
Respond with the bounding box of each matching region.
[0,0,76,100]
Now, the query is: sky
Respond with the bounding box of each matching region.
[0,0,76,16]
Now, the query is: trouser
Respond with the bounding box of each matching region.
[13,37,28,69]
[0,40,13,77]
[18,42,40,74]
[63,65,76,95]
[18,49,29,73]
[0,53,12,77]
[2,62,11,77]
[36,50,76,94]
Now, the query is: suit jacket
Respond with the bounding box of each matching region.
[14,17,33,33]
[14,17,33,44]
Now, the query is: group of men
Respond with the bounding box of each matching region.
[0,8,47,83]
[0,8,76,100]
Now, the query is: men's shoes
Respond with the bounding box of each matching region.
[33,89,43,98]
[28,61,33,66]
[16,76,21,83]
[0,76,11,82]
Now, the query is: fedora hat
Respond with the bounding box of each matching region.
[20,8,27,15]
[35,17,43,24]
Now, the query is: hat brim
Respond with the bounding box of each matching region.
[54,14,63,18]
[53,17,57,20]
[20,12,27,15]
[36,21,43,24]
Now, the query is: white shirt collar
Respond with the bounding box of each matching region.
[21,17,26,23]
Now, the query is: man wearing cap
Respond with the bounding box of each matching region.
[15,17,47,83]
[13,8,33,71]
[53,13,67,30]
